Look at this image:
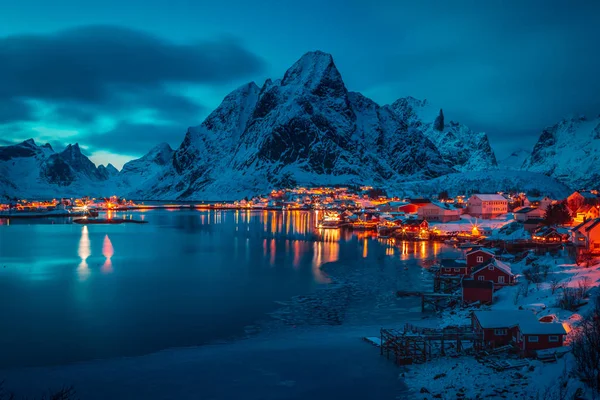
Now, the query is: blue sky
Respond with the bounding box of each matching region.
[1,0,599,169]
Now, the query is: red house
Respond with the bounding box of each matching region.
[518,321,567,355]
[472,258,515,285]
[472,310,525,347]
[440,259,469,276]
[472,311,567,354]
[462,279,493,305]
[466,248,496,271]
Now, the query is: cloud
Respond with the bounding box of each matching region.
[0,25,264,103]
[0,26,262,128]
[0,99,35,123]
[83,123,182,156]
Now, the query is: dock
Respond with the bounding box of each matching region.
[380,324,483,365]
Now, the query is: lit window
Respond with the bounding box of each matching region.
[529,336,539,342]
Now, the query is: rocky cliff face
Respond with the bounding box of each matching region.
[0,139,112,199]
[522,115,600,189]
[143,51,454,200]
[389,97,498,172]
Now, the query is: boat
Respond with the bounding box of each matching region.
[73,218,147,225]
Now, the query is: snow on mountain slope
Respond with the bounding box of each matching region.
[0,139,112,200]
[498,149,531,170]
[389,97,497,171]
[111,143,175,199]
[522,115,600,189]
[397,170,572,199]
[142,51,454,200]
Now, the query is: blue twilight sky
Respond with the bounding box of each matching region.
[1,0,599,169]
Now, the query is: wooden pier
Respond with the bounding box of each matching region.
[380,324,483,365]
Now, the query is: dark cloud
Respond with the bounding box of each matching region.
[0,99,35,123]
[84,123,181,156]
[0,25,264,103]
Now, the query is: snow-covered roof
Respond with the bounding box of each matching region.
[472,194,507,202]
[473,310,537,329]
[466,247,496,256]
[514,207,539,214]
[519,322,567,335]
[472,258,512,275]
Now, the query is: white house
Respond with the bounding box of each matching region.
[467,194,508,219]
[417,201,462,222]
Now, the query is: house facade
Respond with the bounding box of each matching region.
[568,191,599,214]
[532,226,570,243]
[513,207,546,222]
[417,201,462,222]
[472,311,567,353]
[472,259,515,285]
[518,322,567,355]
[466,248,496,271]
[572,218,600,252]
[574,204,600,223]
[462,279,493,305]
[467,194,508,219]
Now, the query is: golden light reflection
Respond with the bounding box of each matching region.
[311,241,335,284]
[362,238,368,258]
[293,240,302,269]
[77,226,91,281]
[101,234,114,274]
[270,238,276,266]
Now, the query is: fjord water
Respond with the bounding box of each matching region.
[0,210,458,372]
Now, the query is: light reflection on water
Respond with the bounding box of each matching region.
[101,235,114,274]
[77,226,91,281]
[0,209,461,369]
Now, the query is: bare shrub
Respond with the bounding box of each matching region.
[549,277,562,294]
[571,298,600,394]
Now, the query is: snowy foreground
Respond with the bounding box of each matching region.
[404,251,600,400]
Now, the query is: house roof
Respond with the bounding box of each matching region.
[403,219,426,226]
[514,207,541,214]
[586,218,600,232]
[466,247,496,256]
[473,310,537,329]
[440,259,467,268]
[386,201,409,207]
[519,322,567,335]
[462,279,493,290]
[472,258,512,275]
[472,194,507,202]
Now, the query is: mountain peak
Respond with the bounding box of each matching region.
[281,51,345,96]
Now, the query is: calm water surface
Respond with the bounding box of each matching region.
[0,210,458,369]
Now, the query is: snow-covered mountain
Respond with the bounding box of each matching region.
[0,139,113,200]
[131,51,455,200]
[389,97,497,171]
[522,115,600,189]
[497,149,531,170]
[110,143,174,198]
[1,51,582,201]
